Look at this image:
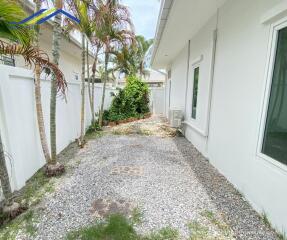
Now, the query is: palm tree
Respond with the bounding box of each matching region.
[112,35,153,77]
[49,0,64,173]
[96,0,135,127]
[135,35,153,77]
[90,40,102,124]
[0,0,66,212]
[66,0,97,146]
[33,0,52,166]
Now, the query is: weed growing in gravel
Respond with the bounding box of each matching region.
[261,212,272,228]
[0,210,38,239]
[16,170,55,207]
[145,227,179,240]
[262,212,287,240]
[188,221,209,239]
[66,214,138,240]
[131,208,143,225]
[85,130,104,140]
[201,210,232,237]
[66,214,179,240]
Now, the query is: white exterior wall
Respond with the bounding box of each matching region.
[169,46,188,112]
[167,0,287,233]
[0,65,117,195]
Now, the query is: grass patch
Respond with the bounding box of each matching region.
[262,212,287,240]
[16,170,55,207]
[261,212,272,229]
[66,214,179,240]
[0,170,55,238]
[85,130,104,140]
[0,210,38,239]
[188,221,209,240]
[131,207,143,225]
[145,227,179,240]
[66,214,138,240]
[201,211,232,237]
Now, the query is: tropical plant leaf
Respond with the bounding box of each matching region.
[0,0,34,45]
[0,40,67,94]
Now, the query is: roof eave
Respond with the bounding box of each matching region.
[151,0,174,68]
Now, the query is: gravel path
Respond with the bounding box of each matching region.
[28,117,278,240]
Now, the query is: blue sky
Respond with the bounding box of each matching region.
[122,0,161,40]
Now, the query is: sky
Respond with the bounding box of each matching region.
[122,0,161,40]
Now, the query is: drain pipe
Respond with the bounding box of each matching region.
[183,40,191,136]
[205,9,219,154]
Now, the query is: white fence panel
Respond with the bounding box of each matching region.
[0,65,116,197]
[150,87,165,115]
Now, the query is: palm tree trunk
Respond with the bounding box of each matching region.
[0,133,12,201]
[80,33,86,145]
[86,40,93,123]
[99,50,109,127]
[50,0,62,164]
[34,0,51,163]
[91,51,99,124]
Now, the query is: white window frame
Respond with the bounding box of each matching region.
[190,55,203,121]
[257,17,287,172]
[191,65,200,120]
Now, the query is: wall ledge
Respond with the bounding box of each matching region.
[261,1,287,24]
[183,121,207,137]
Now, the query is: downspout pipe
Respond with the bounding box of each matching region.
[206,10,219,153]
[183,40,191,135]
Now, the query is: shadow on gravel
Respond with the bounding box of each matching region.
[172,137,278,240]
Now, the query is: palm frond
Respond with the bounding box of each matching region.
[0,0,34,45]
[0,40,67,94]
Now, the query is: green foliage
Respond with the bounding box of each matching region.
[66,214,179,240]
[107,75,150,121]
[0,210,38,240]
[0,0,34,45]
[188,221,209,240]
[113,35,153,76]
[18,170,55,207]
[66,214,138,240]
[86,121,102,134]
[144,227,179,240]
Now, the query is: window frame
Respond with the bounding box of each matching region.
[191,66,200,120]
[257,17,287,172]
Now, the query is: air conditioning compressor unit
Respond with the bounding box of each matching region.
[169,109,183,128]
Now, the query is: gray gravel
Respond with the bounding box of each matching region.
[24,117,278,240]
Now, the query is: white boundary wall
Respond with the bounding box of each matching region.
[149,87,165,115]
[0,65,117,196]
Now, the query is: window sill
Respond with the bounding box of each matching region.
[183,121,207,137]
[257,152,287,174]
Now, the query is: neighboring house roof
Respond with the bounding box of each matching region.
[152,0,226,68]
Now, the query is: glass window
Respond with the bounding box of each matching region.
[262,27,287,165]
[192,67,199,119]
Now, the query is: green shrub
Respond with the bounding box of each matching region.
[107,75,150,122]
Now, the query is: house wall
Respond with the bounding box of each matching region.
[167,0,287,233]
[0,65,117,195]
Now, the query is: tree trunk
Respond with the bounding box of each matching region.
[0,133,12,201]
[50,0,62,164]
[99,51,109,127]
[91,52,98,124]
[34,0,51,163]
[86,40,93,123]
[79,33,86,145]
